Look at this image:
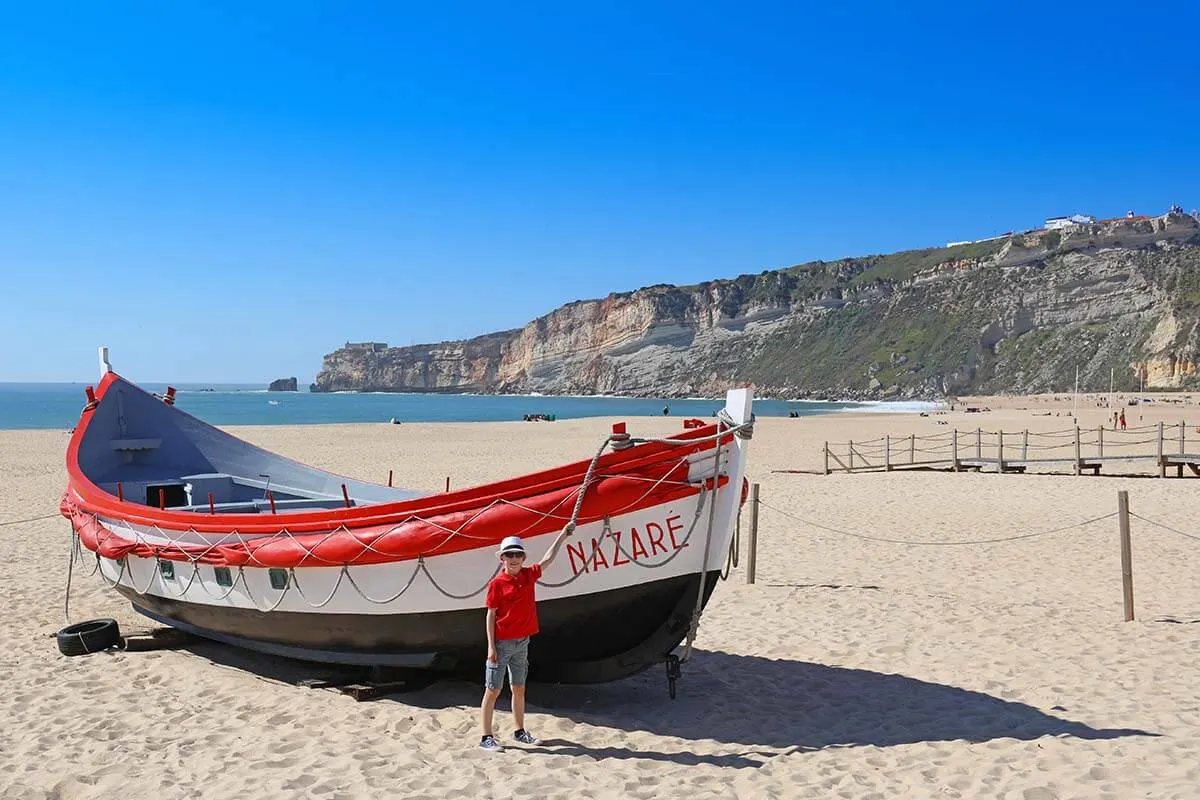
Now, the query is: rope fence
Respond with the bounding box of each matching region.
[0,513,59,527]
[758,500,1118,546]
[735,483,1198,623]
[824,420,1200,477]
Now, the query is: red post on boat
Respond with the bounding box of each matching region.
[117,481,124,502]
[158,488,165,510]
[611,421,633,450]
[445,476,450,493]
[208,492,215,514]
[164,386,176,406]
[84,386,97,410]
[267,490,277,514]
[388,469,393,487]
[341,484,351,508]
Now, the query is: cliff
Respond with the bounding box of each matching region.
[313,212,1200,398]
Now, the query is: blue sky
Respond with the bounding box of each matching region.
[1,1,1196,383]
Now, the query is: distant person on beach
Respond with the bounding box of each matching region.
[479,525,574,752]
[1119,410,1126,430]
[663,405,670,415]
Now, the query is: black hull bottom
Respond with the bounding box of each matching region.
[117,571,721,684]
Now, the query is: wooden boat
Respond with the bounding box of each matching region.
[61,350,754,683]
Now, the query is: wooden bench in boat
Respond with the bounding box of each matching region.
[176,474,352,512]
[175,497,354,514]
[100,472,354,511]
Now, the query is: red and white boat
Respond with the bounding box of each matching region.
[61,349,754,683]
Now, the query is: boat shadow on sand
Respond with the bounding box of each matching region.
[186,642,1154,767]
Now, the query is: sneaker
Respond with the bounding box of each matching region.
[513,729,539,745]
[479,735,503,752]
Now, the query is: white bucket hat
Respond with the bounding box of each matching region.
[498,535,525,555]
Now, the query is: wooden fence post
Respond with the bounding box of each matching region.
[1080,424,1089,474]
[997,430,1005,472]
[884,435,891,471]
[746,483,759,585]
[909,434,915,464]
[824,442,830,475]
[1098,426,1104,458]
[849,440,854,470]
[1179,421,1187,477]
[975,428,982,460]
[1157,421,1165,478]
[952,429,960,472]
[1117,490,1134,621]
[1022,429,1028,461]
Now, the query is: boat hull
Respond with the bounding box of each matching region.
[62,366,754,685]
[117,570,720,683]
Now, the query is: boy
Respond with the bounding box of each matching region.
[478,524,573,752]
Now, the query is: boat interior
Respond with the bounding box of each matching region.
[80,378,422,513]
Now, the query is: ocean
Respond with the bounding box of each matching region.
[0,382,940,430]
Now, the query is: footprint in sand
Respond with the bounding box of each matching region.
[268,738,305,755]
[283,773,318,791]
[388,716,416,735]
[309,779,349,796]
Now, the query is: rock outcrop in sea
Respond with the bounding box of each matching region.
[268,377,299,392]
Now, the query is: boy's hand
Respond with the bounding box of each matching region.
[541,523,575,570]
[487,648,498,665]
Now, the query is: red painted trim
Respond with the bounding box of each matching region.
[66,470,722,568]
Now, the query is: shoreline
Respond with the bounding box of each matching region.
[0,400,944,433]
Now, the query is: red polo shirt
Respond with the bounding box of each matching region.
[486,563,543,641]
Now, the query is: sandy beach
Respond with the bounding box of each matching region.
[2,397,1199,799]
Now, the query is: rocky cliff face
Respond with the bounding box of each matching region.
[313,212,1200,398]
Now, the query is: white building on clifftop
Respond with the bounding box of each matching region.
[344,341,387,353]
[1044,214,1096,230]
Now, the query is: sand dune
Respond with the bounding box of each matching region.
[2,397,1198,798]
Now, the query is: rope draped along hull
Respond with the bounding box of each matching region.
[61,371,754,683]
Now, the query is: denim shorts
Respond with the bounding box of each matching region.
[485,637,530,689]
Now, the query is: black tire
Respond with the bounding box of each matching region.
[57,618,121,656]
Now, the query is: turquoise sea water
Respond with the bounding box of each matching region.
[0,382,938,430]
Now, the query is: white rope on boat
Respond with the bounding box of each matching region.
[680,415,725,663]
[417,558,502,600]
[335,561,427,605]
[64,525,77,626]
